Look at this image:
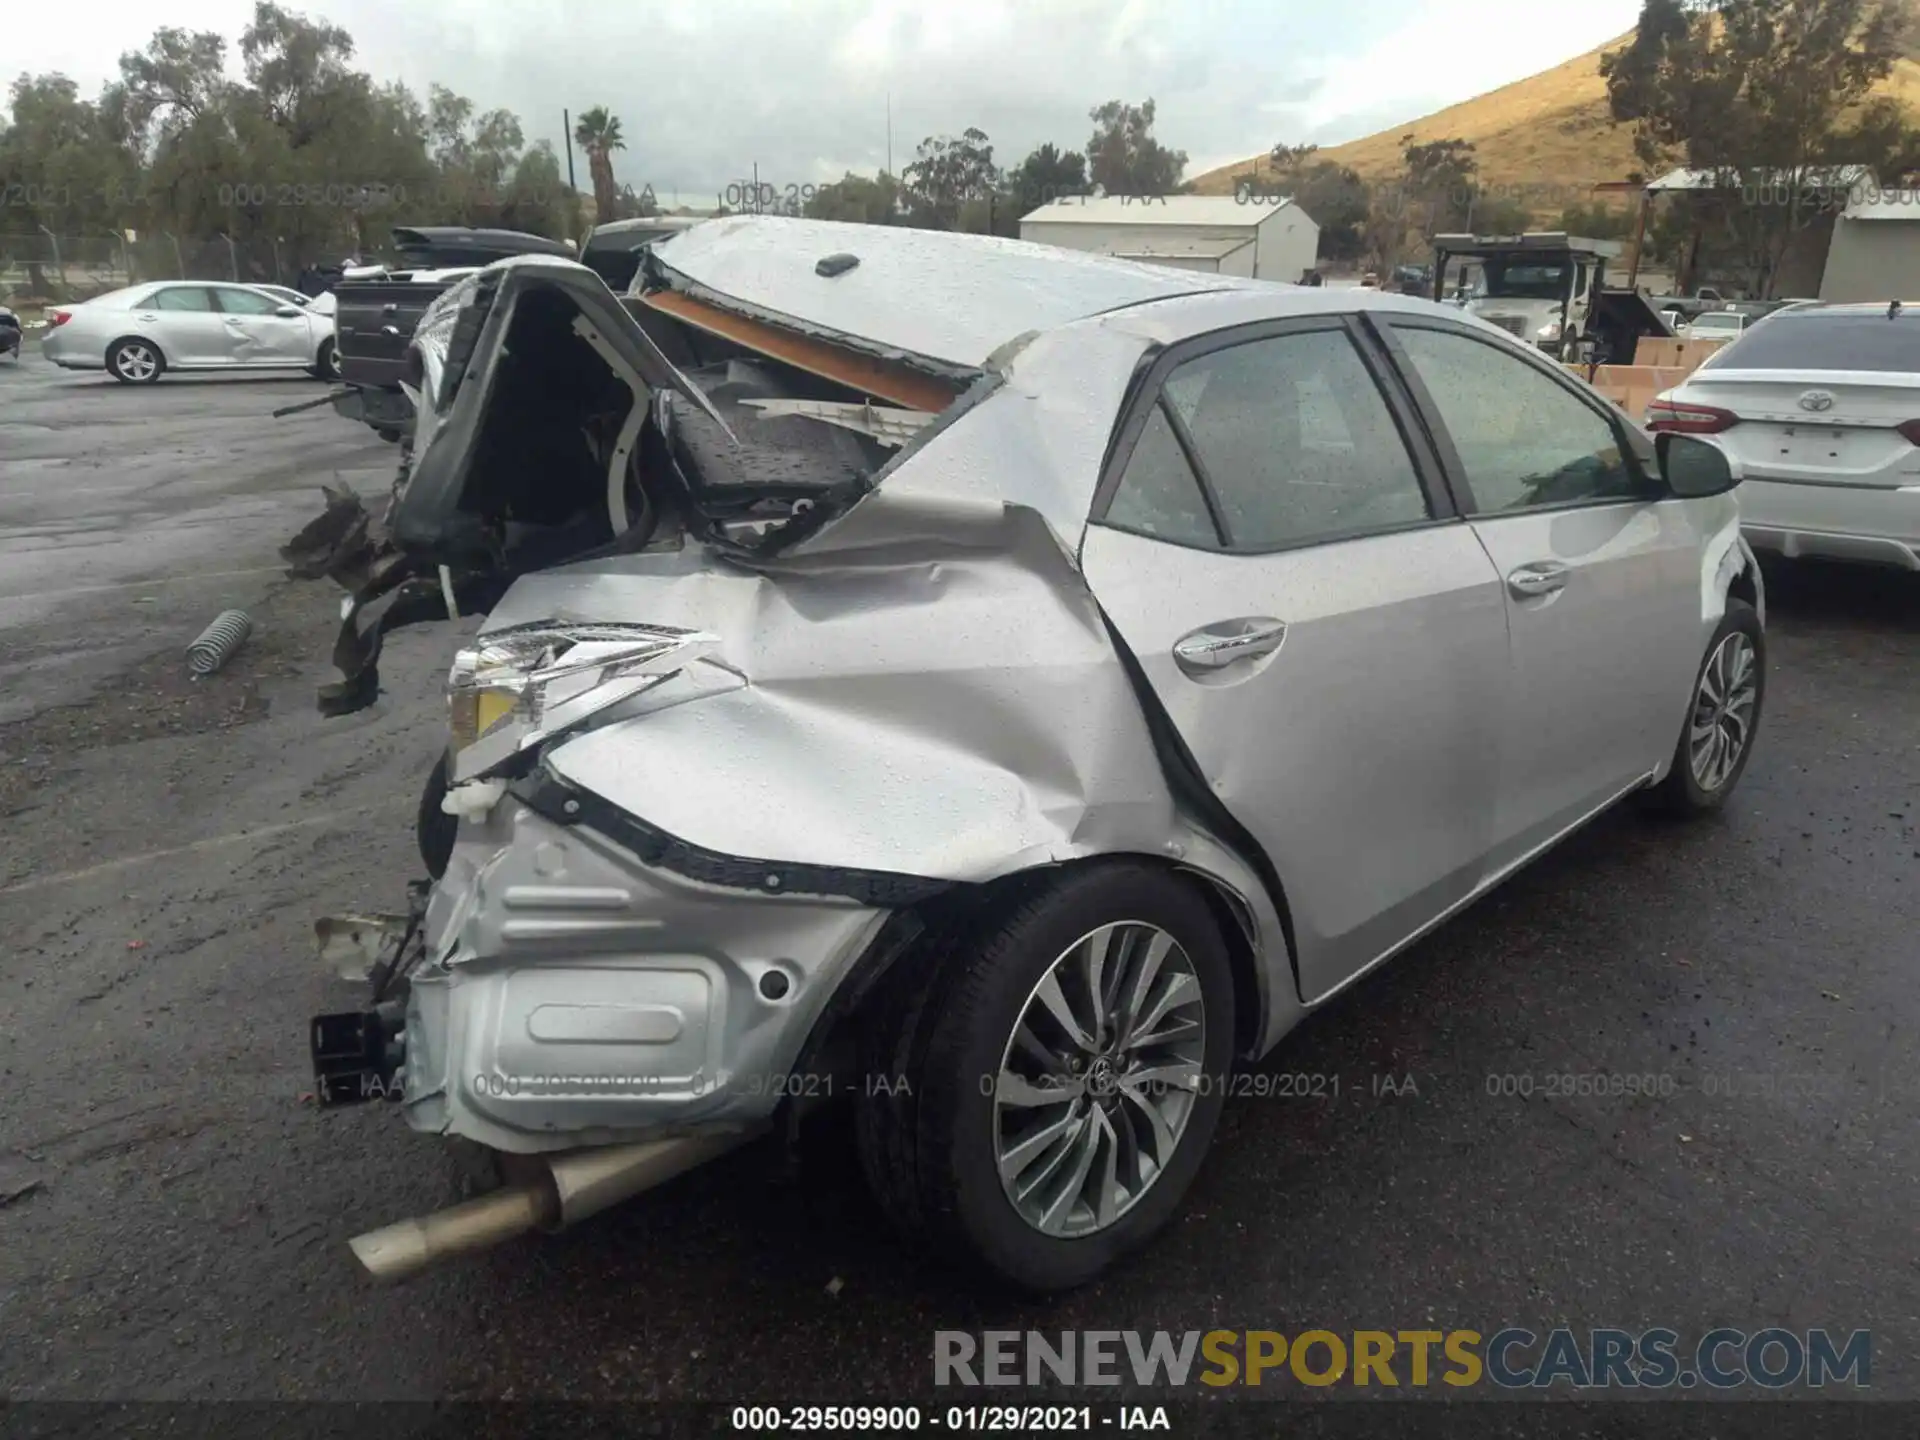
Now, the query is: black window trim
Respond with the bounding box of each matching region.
[1088,313,1463,559]
[1157,395,1232,548]
[1367,312,1667,519]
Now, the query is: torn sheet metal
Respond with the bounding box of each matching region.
[316,913,413,984]
[738,397,935,448]
[501,492,1179,885]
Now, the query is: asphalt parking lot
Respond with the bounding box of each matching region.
[1,346,1916,1406]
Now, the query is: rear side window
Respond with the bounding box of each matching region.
[1160,330,1431,550]
[1704,312,1920,371]
[151,287,214,313]
[212,287,281,315]
[1105,404,1220,548]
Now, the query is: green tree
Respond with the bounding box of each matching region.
[1401,136,1480,233]
[1253,143,1371,262]
[903,128,997,229]
[1601,0,1908,294]
[1005,141,1087,213]
[804,170,901,225]
[572,105,625,225]
[499,140,570,238]
[1557,199,1637,240]
[1086,99,1186,195]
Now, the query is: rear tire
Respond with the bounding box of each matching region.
[107,337,164,384]
[1645,599,1764,816]
[856,861,1235,1293]
[311,336,342,382]
[416,753,456,880]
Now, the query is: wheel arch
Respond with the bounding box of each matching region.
[106,331,172,370]
[781,849,1272,1150]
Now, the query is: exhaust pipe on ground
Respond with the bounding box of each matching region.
[348,1132,755,1284]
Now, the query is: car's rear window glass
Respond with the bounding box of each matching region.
[1704,313,1920,371]
[1105,403,1221,548]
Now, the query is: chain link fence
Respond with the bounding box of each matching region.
[0,231,352,308]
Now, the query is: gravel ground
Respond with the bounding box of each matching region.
[0,348,1915,1408]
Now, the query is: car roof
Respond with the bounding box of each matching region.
[645,214,1269,372]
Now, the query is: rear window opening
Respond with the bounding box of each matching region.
[446,285,907,566]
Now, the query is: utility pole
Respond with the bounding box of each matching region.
[886,92,893,181]
[562,108,578,194]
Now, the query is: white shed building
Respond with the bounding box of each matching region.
[1820,188,1920,302]
[1018,195,1319,282]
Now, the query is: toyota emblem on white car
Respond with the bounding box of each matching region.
[1798,390,1836,411]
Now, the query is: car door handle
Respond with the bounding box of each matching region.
[1506,562,1569,598]
[1173,618,1288,674]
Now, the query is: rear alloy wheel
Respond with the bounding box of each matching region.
[1646,599,1764,815]
[856,862,1235,1293]
[992,920,1209,1238]
[108,337,163,384]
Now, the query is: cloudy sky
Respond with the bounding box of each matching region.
[21,0,1646,199]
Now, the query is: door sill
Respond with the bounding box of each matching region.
[1302,770,1658,1010]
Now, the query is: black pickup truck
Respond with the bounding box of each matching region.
[330,226,576,440]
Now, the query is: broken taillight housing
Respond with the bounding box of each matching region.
[444,622,724,783]
[47,310,72,328]
[1894,419,1920,447]
[1645,399,1739,434]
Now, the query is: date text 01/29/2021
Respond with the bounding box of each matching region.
[730,1407,1168,1432]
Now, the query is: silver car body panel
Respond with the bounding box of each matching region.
[371,226,1757,1151]
[1083,521,1510,1004]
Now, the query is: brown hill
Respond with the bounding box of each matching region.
[1190,32,1920,211]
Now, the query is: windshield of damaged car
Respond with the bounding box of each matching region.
[1481,259,1572,299]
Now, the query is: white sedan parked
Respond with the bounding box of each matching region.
[1648,302,1920,570]
[41,281,341,384]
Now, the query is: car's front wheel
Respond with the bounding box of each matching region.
[107,337,164,384]
[857,861,1236,1292]
[1646,598,1765,815]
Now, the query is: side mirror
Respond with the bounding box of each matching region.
[1657,432,1743,498]
[275,304,303,317]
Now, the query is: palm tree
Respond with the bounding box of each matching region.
[572,106,626,225]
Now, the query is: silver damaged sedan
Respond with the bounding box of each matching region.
[42,281,341,382]
[300,217,1767,1293]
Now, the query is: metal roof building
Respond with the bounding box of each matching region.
[1019,195,1319,282]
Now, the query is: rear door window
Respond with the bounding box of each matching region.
[151,287,215,313]
[1158,328,1433,550]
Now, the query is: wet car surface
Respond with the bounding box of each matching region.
[0,347,1916,1398]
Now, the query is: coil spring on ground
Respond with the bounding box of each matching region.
[187,609,252,676]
